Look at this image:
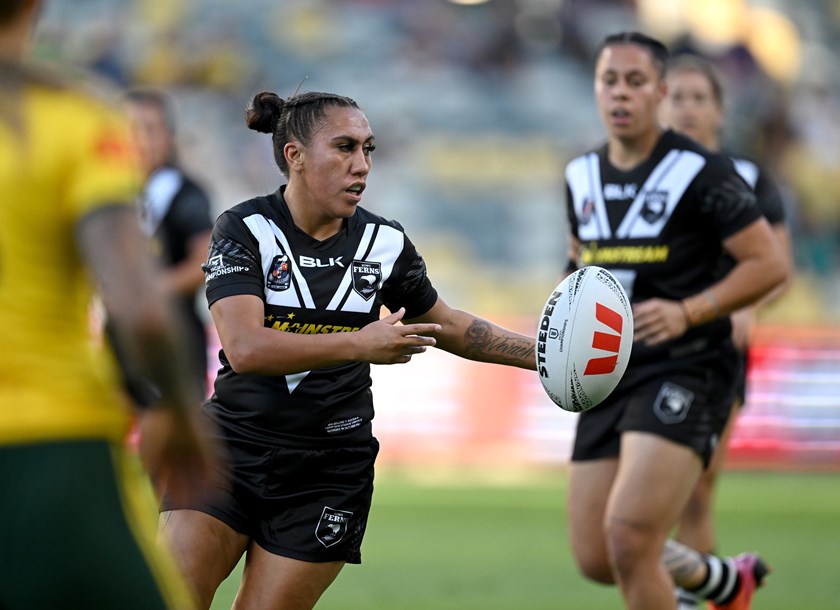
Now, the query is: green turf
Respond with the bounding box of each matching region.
[210,470,840,609]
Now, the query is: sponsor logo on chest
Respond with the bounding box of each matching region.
[299,255,345,268]
[603,183,638,200]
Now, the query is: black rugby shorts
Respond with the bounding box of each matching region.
[571,343,739,467]
[162,436,379,564]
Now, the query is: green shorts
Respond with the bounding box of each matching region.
[0,439,193,610]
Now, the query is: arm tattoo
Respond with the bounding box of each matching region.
[463,320,535,366]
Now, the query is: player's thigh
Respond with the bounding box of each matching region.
[608,431,703,534]
[159,508,249,600]
[567,457,618,576]
[233,542,345,610]
[0,440,193,610]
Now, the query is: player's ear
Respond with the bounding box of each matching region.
[284,142,304,172]
[656,77,668,104]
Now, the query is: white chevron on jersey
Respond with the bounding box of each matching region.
[615,150,706,239]
[243,215,317,394]
[566,153,610,240]
[285,371,309,394]
[732,158,759,189]
[243,214,315,309]
[327,223,404,313]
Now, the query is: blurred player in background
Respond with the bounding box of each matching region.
[108,88,214,406]
[561,31,789,610]
[0,0,216,608]
[660,53,793,610]
[158,89,538,610]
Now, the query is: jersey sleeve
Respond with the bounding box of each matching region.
[169,180,215,241]
[698,156,762,240]
[753,167,787,226]
[203,211,265,307]
[380,232,438,319]
[65,99,140,221]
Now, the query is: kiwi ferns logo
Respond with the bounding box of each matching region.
[352,261,381,301]
[315,506,353,548]
[641,190,668,223]
[653,382,694,424]
[583,302,623,376]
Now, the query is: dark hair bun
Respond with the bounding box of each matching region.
[245,91,284,133]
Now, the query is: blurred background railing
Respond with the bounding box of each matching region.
[39,0,840,470]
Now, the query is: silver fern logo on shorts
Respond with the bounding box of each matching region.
[653,381,694,424]
[315,507,353,548]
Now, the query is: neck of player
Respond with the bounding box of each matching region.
[608,125,664,171]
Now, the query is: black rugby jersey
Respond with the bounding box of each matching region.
[203,187,438,446]
[564,130,762,364]
[713,154,787,280]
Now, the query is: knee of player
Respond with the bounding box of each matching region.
[571,541,615,584]
[576,558,615,585]
[604,516,656,576]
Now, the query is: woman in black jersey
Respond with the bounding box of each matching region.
[562,33,789,610]
[660,53,793,610]
[160,90,537,609]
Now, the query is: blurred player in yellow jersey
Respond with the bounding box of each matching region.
[0,1,217,608]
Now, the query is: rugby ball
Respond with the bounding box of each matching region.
[536,266,633,412]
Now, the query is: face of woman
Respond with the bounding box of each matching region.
[594,44,666,143]
[661,69,723,150]
[289,106,375,223]
[126,102,173,175]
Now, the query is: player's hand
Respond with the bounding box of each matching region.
[137,407,225,505]
[356,307,441,364]
[731,307,755,352]
[632,298,689,346]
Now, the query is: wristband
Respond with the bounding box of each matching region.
[683,290,721,327]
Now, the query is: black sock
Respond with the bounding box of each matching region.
[687,554,740,605]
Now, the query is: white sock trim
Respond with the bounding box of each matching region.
[694,555,722,598]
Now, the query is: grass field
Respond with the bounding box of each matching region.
[210,469,840,609]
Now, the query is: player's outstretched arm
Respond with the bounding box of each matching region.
[406,297,537,370]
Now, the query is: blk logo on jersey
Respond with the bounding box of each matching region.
[641,190,668,223]
[352,261,381,301]
[583,302,623,376]
[266,253,291,292]
[653,381,694,424]
[315,506,353,548]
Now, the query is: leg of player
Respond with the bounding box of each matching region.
[673,398,741,608]
[232,544,345,610]
[663,539,770,610]
[567,458,620,585]
[159,509,250,609]
[606,432,704,609]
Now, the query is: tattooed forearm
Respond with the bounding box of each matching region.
[463,320,536,366]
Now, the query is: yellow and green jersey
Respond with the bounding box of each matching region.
[0,63,141,444]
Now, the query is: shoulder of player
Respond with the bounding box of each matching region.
[352,205,406,232]
[219,194,273,221]
[12,60,123,112]
[564,140,606,169]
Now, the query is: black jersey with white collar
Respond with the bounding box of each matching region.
[202,187,438,446]
[712,152,787,279]
[564,130,762,364]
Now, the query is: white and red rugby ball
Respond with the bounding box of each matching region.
[536,266,633,412]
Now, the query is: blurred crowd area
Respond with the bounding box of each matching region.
[35,0,840,322]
